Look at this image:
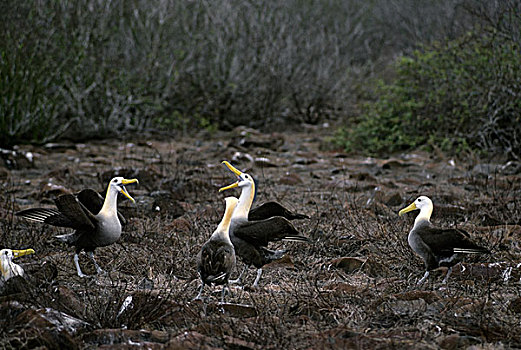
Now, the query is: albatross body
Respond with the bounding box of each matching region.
[399,196,490,285]
[196,196,238,302]
[219,161,309,287]
[16,177,138,277]
[0,248,35,286]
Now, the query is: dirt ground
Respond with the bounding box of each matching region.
[1,125,521,349]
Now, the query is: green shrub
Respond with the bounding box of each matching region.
[0,0,479,146]
[336,23,521,158]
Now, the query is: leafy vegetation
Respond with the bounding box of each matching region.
[336,2,521,158]
[1,0,473,147]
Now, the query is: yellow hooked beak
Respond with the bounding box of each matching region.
[399,202,417,216]
[222,161,243,176]
[219,161,243,192]
[12,248,35,259]
[120,178,139,203]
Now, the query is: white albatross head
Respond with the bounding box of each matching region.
[398,196,434,225]
[0,248,35,282]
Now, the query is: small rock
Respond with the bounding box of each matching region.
[38,180,70,199]
[254,157,278,168]
[166,331,221,350]
[279,172,303,185]
[231,151,254,163]
[438,334,482,350]
[0,148,35,169]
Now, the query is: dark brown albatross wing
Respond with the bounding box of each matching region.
[54,194,97,231]
[198,240,235,285]
[248,202,309,221]
[15,207,73,227]
[416,225,490,256]
[234,216,309,247]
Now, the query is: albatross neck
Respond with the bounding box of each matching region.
[0,258,7,279]
[414,205,433,228]
[234,183,255,221]
[215,202,236,241]
[99,183,119,217]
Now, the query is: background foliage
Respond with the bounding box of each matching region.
[1,0,519,158]
[336,1,521,158]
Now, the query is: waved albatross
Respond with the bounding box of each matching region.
[0,248,35,286]
[219,161,309,287]
[16,177,138,277]
[196,196,238,302]
[399,196,490,285]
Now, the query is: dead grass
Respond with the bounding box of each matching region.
[1,133,521,348]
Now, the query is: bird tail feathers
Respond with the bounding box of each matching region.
[282,235,309,243]
[454,247,490,254]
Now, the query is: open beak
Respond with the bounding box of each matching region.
[219,161,243,192]
[399,202,417,216]
[12,248,35,259]
[120,178,139,203]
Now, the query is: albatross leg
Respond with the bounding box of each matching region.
[441,267,453,284]
[252,268,263,287]
[417,271,430,285]
[87,251,105,275]
[74,253,86,278]
[194,283,204,301]
[229,266,246,285]
[221,284,229,304]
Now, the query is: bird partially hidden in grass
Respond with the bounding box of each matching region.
[399,196,490,285]
[0,248,35,287]
[195,196,238,302]
[219,161,309,287]
[16,177,138,278]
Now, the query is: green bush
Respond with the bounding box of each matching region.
[336,22,521,158]
[0,0,478,147]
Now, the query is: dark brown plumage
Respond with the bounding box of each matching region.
[399,196,490,284]
[196,197,237,302]
[219,161,309,287]
[16,177,138,277]
[248,201,309,221]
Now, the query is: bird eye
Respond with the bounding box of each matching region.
[418,198,422,202]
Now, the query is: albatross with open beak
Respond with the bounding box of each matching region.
[16,177,138,277]
[399,196,490,285]
[219,161,309,287]
[0,248,35,286]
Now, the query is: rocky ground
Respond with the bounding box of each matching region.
[1,125,521,349]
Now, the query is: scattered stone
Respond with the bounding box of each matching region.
[254,157,278,168]
[166,331,221,350]
[438,334,482,350]
[279,172,303,185]
[0,148,35,169]
[38,180,71,199]
[231,151,254,163]
[322,282,364,294]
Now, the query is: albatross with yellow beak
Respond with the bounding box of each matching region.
[0,248,35,286]
[16,177,138,277]
[196,196,238,302]
[219,161,309,287]
[399,196,490,285]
